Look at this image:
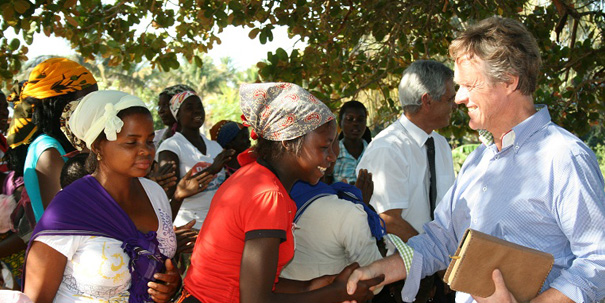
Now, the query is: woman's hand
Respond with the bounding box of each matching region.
[173,167,215,201]
[148,161,177,192]
[207,149,236,175]
[174,219,198,255]
[355,169,374,205]
[307,274,337,291]
[148,259,181,303]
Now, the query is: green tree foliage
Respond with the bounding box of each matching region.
[11,53,257,131]
[1,0,604,138]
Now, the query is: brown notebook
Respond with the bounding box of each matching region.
[443,229,554,302]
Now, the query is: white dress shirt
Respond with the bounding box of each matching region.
[356,115,455,233]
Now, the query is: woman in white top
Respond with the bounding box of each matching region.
[157,91,233,230]
[24,91,208,303]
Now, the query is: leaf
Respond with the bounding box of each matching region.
[194,55,203,68]
[9,38,20,51]
[64,0,77,9]
[2,5,15,23]
[248,28,260,39]
[65,14,78,27]
[275,48,288,61]
[13,0,31,14]
[259,31,267,44]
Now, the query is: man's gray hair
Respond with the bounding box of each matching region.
[398,60,454,115]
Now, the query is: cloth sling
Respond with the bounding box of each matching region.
[24,175,167,303]
[290,180,386,240]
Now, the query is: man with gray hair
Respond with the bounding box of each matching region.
[357,59,457,302]
[347,16,605,303]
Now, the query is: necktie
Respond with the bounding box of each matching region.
[426,137,436,220]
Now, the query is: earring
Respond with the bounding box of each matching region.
[97,153,102,161]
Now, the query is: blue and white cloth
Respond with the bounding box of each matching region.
[401,107,605,303]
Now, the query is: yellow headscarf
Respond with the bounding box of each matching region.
[7,58,97,149]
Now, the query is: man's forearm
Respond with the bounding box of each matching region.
[364,253,408,287]
[530,288,574,303]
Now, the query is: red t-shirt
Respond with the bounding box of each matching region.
[183,159,296,303]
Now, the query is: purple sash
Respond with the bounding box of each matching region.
[24,175,167,303]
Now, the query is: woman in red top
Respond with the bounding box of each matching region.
[179,83,383,303]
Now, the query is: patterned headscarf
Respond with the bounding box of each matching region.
[6,58,97,149]
[60,99,87,151]
[169,91,198,120]
[6,81,25,103]
[160,84,195,98]
[210,120,246,148]
[239,82,334,141]
[69,90,146,149]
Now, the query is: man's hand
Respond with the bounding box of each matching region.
[473,269,518,303]
[346,263,385,297]
[345,254,407,301]
[333,263,384,303]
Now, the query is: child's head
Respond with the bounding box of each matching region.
[60,152,90,188]
[210,120,251,154]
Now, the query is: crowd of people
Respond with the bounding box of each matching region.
[0,15,603,303]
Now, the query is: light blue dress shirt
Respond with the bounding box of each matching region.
[402,107,605,303]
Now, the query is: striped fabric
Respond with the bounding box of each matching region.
[401,107,605,303]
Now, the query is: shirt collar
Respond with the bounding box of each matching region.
[479,105,551,153]
[398,115,432,147]
[509,104,550,152]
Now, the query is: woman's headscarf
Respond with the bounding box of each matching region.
[69,90,146,149]
[239,82,334,141]
[6,58,97,149]
[160,84,195,98]
[60,99,87,151]
[210,120,246,148]
[169,91,198,120]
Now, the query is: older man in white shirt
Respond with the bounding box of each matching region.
[357,60,457,302]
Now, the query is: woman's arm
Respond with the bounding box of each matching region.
[240,237,382,303]
[167,165,215,222]
[157,150,180,203]
[36,148,65,209]
[24,241,68,303]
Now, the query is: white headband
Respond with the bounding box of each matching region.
[69,90,147,149]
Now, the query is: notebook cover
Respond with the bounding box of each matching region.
[443,229,554,301]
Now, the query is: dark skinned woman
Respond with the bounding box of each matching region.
[177,82,383,303]
[24,90,209,302]
[157,91,233,230]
